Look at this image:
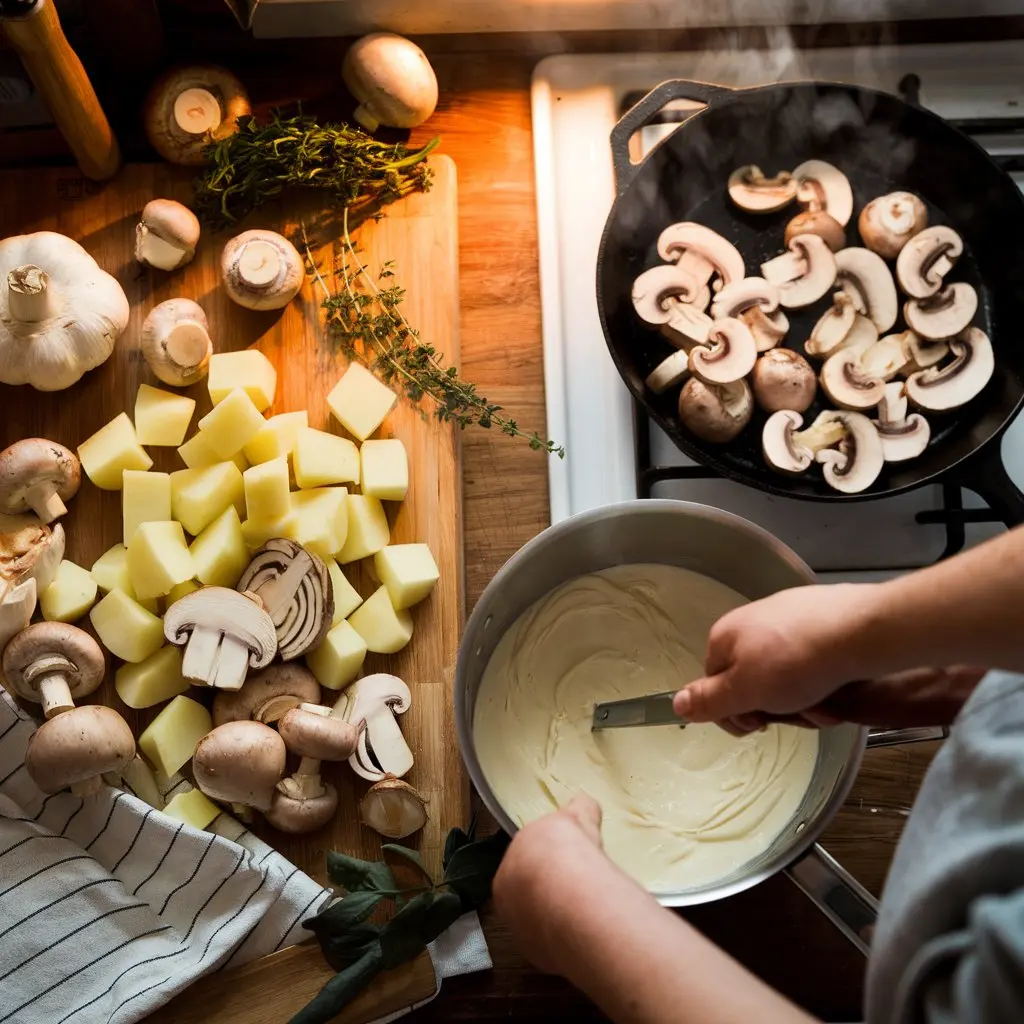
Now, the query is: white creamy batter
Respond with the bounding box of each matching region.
[474,564,819,892]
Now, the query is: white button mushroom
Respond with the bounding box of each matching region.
[0,439,80,524]
[760,234,837,309]
[212,662,322,728]
[904,327,994,412]
[0,578,36,659]
[904,282,978,341]
[834,247,899,334]
[858,333,912,382]
[633,263,708,324]
[858,191,928,259]
[902,331,949,374]
[193,720,287,814]
[677,377,753,444]
[814,412,885,494]
[135,200,201,272]
[221,230,304,311]
[645,350,691,395]
[141,298,213,387]
[896,225,964,299]
[342,33,439,132]
[751,349,817,413]
[727,166,797,214]
[873,381,931,462]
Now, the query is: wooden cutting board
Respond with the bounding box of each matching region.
[0,156,465,1020]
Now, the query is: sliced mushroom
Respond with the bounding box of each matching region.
[236,539,333,661]
[792,160,854,227]
[677,377,753,443]
[806,294,880,359]
[0,515,64,595]
[656,222,745,292]
[751,349,817,413]
[710,277,788,352]
[902,331,949,374]
[164,587,278,691]
[645,350,691,395]
[820,348,887,411]
[858,191,928,259]
[834,247,898,334]
[727,166,797,213]
[859,334,911,382]
[740,306,790,352]
[784,210,845,252]
[0,440,80,525]
[688,317,757,385]
[632,263,706,324]
[193,720,286,813]
[135,200,200,272]
[0,578,36,658]
[360,777,429,839]
[904,327,994,411]
[337,674,414,783]
[873,381,931,462]
[212,662,322,727]
[896,225,964,299]
[762,409,847,476]
[760,234,836,308]
[904,282,978,341]
[661,302,714,349]
[815,412,885,494]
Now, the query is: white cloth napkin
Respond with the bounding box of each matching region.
[0,691,491,1024]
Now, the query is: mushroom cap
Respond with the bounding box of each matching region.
[784,209,845,252]
[727,165,797,213]
[140,199,201,249]
[221,230,304,311]
[212,662,322,727]
[762,410,814,474]
[815,412,885,494]
[709,276,780,320]
[820,348,887,411]
[342,33,438,130]
[339,673,412,728]
[2,621,105,704]
[278,706,360,761]
[792,159,854,227]
[677,377,753,444]
[761,233,836,308]
[633,263,706,324]
[688,317,757,385]
[192,720,287,812]
[26,705,135,794]
[834,247,898,334]
[0,439,80,522]
[656,223,745,288]
[896,225,964,299]
[264,783,338,834]
[164,587,278,671]
[904,282,978,341]
[0,516,63,592]
[751,349,817,413]
[858,192,928,260]
[904,326,994,411]
[645,350,691,395]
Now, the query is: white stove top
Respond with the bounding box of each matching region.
[531,41,1024,576]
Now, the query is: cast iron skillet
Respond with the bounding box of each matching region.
[596,80,1024,525]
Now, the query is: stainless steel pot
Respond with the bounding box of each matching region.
[455,500,934,954]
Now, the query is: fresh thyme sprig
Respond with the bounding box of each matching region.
[302,211,565,457]
[194,112,440,228]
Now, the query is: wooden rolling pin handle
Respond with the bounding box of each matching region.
[3,0,121,181]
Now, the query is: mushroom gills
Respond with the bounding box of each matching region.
[656,222,745,291]
[833,247,899,334]
[815,412,885,494]
[896,225,964,300]
[820,348,887,411]
[874,382,931,463]
[792,160,854,227]
[688,317,757,385]
[727,166,797,213]
[904,282,978,341]
[904,327,994,412]
[760,234,836,309]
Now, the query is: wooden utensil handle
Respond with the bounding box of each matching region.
[2,0,120,180]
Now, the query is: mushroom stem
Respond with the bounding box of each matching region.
[297,756,320,777]
[31,489,68,524]
[37,671,74,719]
[165,321,212,372]
[236,241,284,290]
[7,266,58,323]
[173,87,222,135]
[70,775,104,798]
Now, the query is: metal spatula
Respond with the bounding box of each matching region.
[591,691,685,731]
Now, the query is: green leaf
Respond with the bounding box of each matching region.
[443,831,510,909]
[305,891,383,937]
[326,850,397,894]
[289,943,384,1024]
[376,891,465,970]
[442,827,472,870]
[382,844,433,886]
[319,925,381,971]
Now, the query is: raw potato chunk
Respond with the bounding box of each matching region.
[90,588,165,663]
[78,413,152,490]
[163,789,221,830]
[197,388,266,459]
[40,560,98,622]
[290,488,348,558]
[135,384,196,446]
[327,559,363,624]
[128,521,196,600]
[90,544,159,612]
[336,494,389,564]
[293,428,360,488]
[241,514,297,551]
[170,462,245,536]
[208,349,277,411]
[242,411,308,465]
[306,620,368,689]
[348,585,413,654]
[167,579,200,606]
[327,362,397,441]
[243,457,290,521]
[178,431,248,473]
[360,439,408,501]
[374,544,439,610]
[189,506,248,587]
[123,470,172,545]
[138,695,212,776]
[115,645,188,708]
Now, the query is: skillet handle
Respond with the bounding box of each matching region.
[610,80,734,195]
[946,439,1024,528]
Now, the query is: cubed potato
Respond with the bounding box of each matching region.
[90,544,158,611]
[327,558,363,624]
[290,487,348,558]
[208,349,277,411]
[189,506,248,587]
[78,413,152,490]
[327,362,397,441]
[243,457,290,521]
[170,462,245,536]
[40,560,98,622]
[123,470,172,545]
[115,645,188,708]
[242,411,308,465]
[167,578,200,606]
[197,388,265,459]
[347,585,413,654]
[373,544,439,610]
[138,695,212,776]
[360,439,408,502]
[162,789,221,830]
[305,620,368,690]
[240,514,298,551]
[134,384,196,447]
[336,494,389,564]
[178,431,248,473]
[127,521,196,600]
[293,428,360,489]
[90,588,165,663]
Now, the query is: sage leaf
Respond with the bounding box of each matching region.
[327,850,397,894]
[443,831,510,908]
[377,891,464,970]
[304,891,383,937]
[442,827,471,870]
[289,943,384,1024]
[382,844,431,884]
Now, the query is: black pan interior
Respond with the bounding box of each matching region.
[597,83,1024,501]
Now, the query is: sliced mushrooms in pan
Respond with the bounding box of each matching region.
[873,382,931,462]
[710,277,789,352]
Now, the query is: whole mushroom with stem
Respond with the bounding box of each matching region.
[342,33,439,132]
[0,439,80,524]
[678,378,753,443]
[192,720,287,815]
[135,200,201,272]
[221,230,304,311]
[858,191,928,259]
[751,349,817,413]
[212,662,322,727]
[141,298,213,387]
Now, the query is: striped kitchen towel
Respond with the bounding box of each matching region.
[0,691,332,1024]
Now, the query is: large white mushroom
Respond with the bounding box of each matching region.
[342,33,439,132]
